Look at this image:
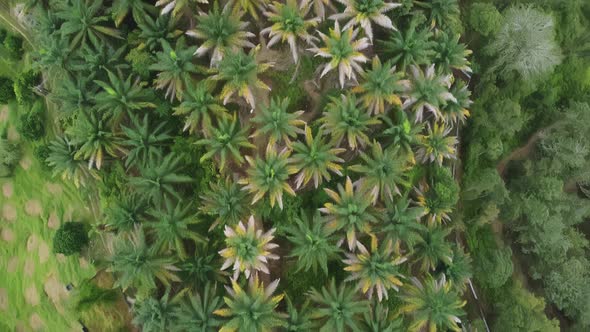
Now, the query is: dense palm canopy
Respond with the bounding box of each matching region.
[403,65,456,123]
[380,18,435,70]
[413,225,453,272]
[251,97,305,146]
[137,12,182,50]
[173,81,228,134]
[173,283,223,332]
[121,114,171,168]
[132,289,178,332]
[330,0,400,41]
[382,196,427,250]
[416,122,457,166]
[201,176,251,229]
[150,39,199,101]
[110,0,154,27]
[104,192,148,232]
[46,136,96,187]
[432,31,472,74]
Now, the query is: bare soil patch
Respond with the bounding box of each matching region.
[19,156,32,170]
[2,203,17,222]
[44,275,67,314]
[46,182,62,195]
[24,200,42,217]
[24,285,40,306]
[38,241,50,264]
[24,258,35,277]
[1,228,15,242]
[0,288,8,311]
[7,125,19,141]
[27,234,39,251]
[2,182,13,198]
[29,313,44,330]
[48,211,60,229]
[7,256,18,273]
[56,253,66,263]
[0,106,8,122]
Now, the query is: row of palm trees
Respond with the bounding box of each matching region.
[21,0,473,330]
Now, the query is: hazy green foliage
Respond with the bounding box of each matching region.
[53,222,89,255]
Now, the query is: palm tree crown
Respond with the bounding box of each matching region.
[173,81,229,135]
[330,0,401,42]
[150,39,199,101]
[416,122,457,166]
[251,97,305,147]
[173,283,223,332]
[380,18,435,71]
[121,114,171,168]
[403,65,456,123]
[57,0,122,49]
[201,176,251,229]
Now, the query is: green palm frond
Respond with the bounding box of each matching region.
[173,81,229,135]
[201,176,251,230]
[251,97,305,147]
[403,65,456,123]
[416,122,457,166]
[137,12,183,51]
[173,283,223,332]
[379,18,435,71]
[121,114,171,169]
[329,0,401,41]
[413,225,453,272]
[132,289,179,332]
[94,70,156,121]
[150,39,199,101]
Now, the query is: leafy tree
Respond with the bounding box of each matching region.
[329,0,400,41]
[93,70,156,121]
[544,257,590,321]
[0,77,14,103]
[132,289,178,332]
[129,154,193,205]
[13,70,41,105]
[416,122,457,166]
[486,5,562,82]
[107,226,180,291]
[251,97,305,146]
[349,142,412,203]
[187,2,255,67]
[195,113,254,171]
[150,39,199,101]
[291,126,345,189]
[320,176,381,250]
[308,279,369,332]
[400,275,465,332]
[380,17,435,71]
[173,283,223,332]
[147,198,204,260]
[66,111,124,170]
[352,56,408,115]
[343,236,406,301]
[262,0,320,62]
[219,216,279,279]
[309,21,369,88]
[173,81,229,135]
[432,31,472,74]
[468,2,501,37]
[126,46,153,79]
[53,222,89,255]
[320,93,380,149]
[382,196,427,251]
[239,146,297,209]
[56,0,122,49]
[137,12,182,51]
[283,211,340,275]
[211,48,271,109]
[403,65,455,123]
[201,176,251,229]
[104,192,147,232]
[413,225,452,272]
[121,114,171,168]
[46,136,95,187]
[3,34,23,59]
[17,100,45,140]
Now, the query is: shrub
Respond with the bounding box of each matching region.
[53,222,89,256]
[125,46,153,80]
[3,34,22,59]
[0,76,14,103]
[73,279,118,311]
[17,100,46,140]
[469,3,502,37]
[13,70,41,104]
[34,142,52,172]
[0,139,20,177]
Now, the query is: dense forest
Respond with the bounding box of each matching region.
[0,0,589,331]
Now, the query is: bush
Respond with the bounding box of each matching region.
[34,142,52,172]
[0,76,14,103]
[3,34,22,59]
[13,70,41,104]
[125,46,153,80]
[53,222,89,256]
[17,100,46,140]
[469,3,502,37]
[73,279,118,311]
[0,139,20,177]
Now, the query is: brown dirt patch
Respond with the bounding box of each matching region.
[1,228,15,242]
[46,183,63,195]
[7,256,18,273]
[56,253,66,263]
[79,257,89,269]
[27,234,39,251]
[48,211,60,229]
[44,275,67,306]
[29,313,44,330]
[2,203,17,222]
[7,125,19,141]
[38,241,50,264]
[0,106,8,122]
[24,199,42,217]
[0,288,8,311]
[15,321,26,332]
[24,285,40,306]
[24,258,35,277]
[2,182,13,198]
[19,156,32,170]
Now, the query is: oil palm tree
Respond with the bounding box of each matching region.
[132,289,179,332]
[308,279,369,332]
[413,225,453,272]
[214,277,285,331]
[415,122,457,166]
[439,245,472,292]
[211,47,272,109]
[320,176,381,250]
[104,192,148,232]
[380,110,422,154]
[363,301,405,332]
[283,211,340,275]
[284,296,314,331]
[400,275,466,332]
[309,21,369,88]
[403,65,456,123]
[129,154,193,205]
[352,56,408,115]
[137,12,183,51]
[291,126,345,189]
[66,111,124,170]
[343,236,406,301]
[173,81,229,135]
[179,246,227,290]
[414,180,454,225]
[432,31,472,75]
[195,113,255,172]
[379,17,435,71]
[382,196,427,251]
[157,0,205,17]
[93,70,156,121]
[147,198,205,260]
[46,136,97,187]
[441,81,471,125]
[251,97,305,147]
[71,42,128,75]
[219,216,279,279]
[150,39,199,101]
[329,0,401,42]
[230,0,268,20]
[56,0,122,50]
[302,0,333,20]
[320,93,381,149]
[121,114,172,169]
[187,2,255,67]
[201,176,251,229]
[107,226,180,291]
[349,141,412,203]
[110,0,154,27]
[415,0,460,31]
[261,0,320,63]
[173,283,223,332]
[239,146,297,209]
